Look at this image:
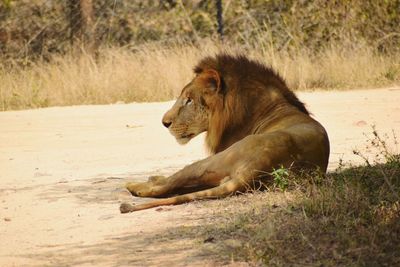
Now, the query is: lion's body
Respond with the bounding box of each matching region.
[120,54,330,213]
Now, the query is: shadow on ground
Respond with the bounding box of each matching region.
[16,208,224,267]
[36,167,181,205]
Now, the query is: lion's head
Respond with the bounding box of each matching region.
[162,54,309,154]
[162,69,222,145]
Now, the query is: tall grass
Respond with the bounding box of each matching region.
[1,40,399,111]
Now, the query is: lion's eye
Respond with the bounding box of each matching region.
[185,98,193,106]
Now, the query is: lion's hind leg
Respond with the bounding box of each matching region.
[120,177,244,213]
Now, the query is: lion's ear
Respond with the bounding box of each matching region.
[202,69,221,93]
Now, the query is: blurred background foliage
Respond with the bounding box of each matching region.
[0,0,399,64]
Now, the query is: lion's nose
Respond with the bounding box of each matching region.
[162,120,172,128]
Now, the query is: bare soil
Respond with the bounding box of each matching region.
[1,88,399,266]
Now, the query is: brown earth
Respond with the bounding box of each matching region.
[1,88,399,266]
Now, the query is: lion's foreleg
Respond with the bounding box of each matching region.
[120,177,243,213]
[125,156,228,198]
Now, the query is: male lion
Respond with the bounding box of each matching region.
[120,54,329,213]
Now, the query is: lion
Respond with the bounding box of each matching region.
[120,54,330,213]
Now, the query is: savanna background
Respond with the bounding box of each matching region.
[0,1,399,266]
[1,0,399,110]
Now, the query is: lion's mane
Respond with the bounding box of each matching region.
[193,54,309,154]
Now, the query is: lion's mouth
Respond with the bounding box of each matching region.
[181,133,195,139]
[176,133,196,145]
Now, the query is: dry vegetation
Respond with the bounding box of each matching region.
[1,0,399,111]
[1,41,399,111]
[172,130,400,266]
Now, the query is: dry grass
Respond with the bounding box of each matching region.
[0,44,209,111]
[1,40,399,111]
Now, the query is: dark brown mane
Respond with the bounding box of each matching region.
[194,54,309,115]
[193,53,309,153]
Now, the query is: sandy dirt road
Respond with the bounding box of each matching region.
[1,88,399,266]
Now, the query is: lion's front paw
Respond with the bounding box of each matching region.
[125,182,165,197]
[125,182,147,197]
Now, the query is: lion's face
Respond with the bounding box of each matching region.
[162,69,222,144]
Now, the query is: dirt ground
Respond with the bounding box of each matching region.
[1,88,399,266]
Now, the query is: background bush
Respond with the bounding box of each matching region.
[0,0,399,64]
[0,1,399,110]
